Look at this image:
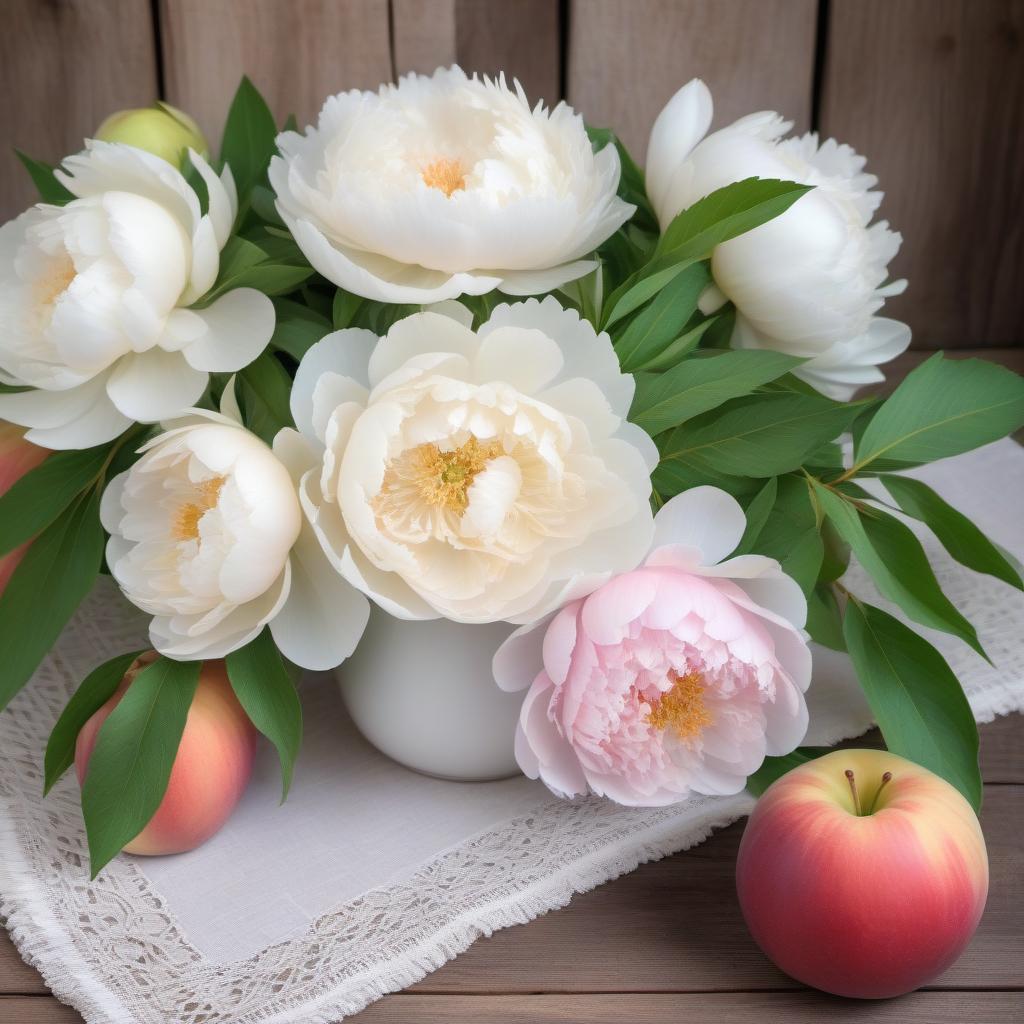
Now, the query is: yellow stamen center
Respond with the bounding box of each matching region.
[377,438,503,517]
[172,476,225,542]
[422,157,467,197]
[34,254,76,308]
[648,671,712,740]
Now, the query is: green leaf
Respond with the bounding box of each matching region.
[651,459,762,505]
[220,75,278,202]
[250,184,285,226]
[881,475,1023,591]
[333,289,364,330]
[81,657,201,876]
[44,650,144,794]
[637,317,717,372]
[657,177,814,262]
[0,491,104,713]
[734,478,778,556]
[0,445,109,556]
[226,628,302,800]
[614,262,710,370]
[843,600,981,810]
[238,352,294,444]
[811,483,985,657]
[806,584,845,651]
[15,151,74,204]
[659,392,864,478]
[853,353,1024,472]
[270,316,328,362]
[631,350,802,437]
[602,261,693,331]
[751,477,822,595]
[747,748,823,796]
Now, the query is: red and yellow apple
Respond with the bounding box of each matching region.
[736,749,988,999]
[76,654,258,855]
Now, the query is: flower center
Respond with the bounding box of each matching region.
[422,157,467,197]
[172,476,226,542]
[648,671,712,740]
[34,253,76,309]
[376,437,503,517]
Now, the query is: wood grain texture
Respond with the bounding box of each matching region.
[391,0,457,74]
[354,991,1024,1022]
[0,0,158,220]
[820,0,1024,350]
[567,0,818,157]
[390,0,560,103]
[159,0,393,144]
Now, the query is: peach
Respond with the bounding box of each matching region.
[0,422,49,594]
[76,654,258,855]
[736,749,988,999]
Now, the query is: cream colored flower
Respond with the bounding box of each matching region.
[646,79,910,399]
[285,297,658,623]
[101,406,368,668]
[270,66,633,304]
[0,142,274,448]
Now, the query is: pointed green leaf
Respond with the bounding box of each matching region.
[226,628,302,800]
[631,350,802,436]
[0,491,104,712]
[637,317,718,372]
[881,475,1023,591]
[220,75,278,201]
[806,584,845,651]
[81,657,201,876]
[660,392,864,478]
[238,352,295,443]
[853,353,1024,471]
[811,483,984,657]
[843,600,981,810]
[734,477,778,556]
[657,177,814,261]
[614,262,710,370]
[15,151,74,204]
[44,650,145,794]
[0,444,109,556]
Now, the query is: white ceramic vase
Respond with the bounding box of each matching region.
[335,610,524,781]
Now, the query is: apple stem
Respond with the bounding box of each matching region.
[867,771,894,814]
[844,769,863,816]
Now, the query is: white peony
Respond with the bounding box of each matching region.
[269,66,633,304]
[646,79,911,399]
[285,296,658,624]
[0,142,275,448]
[101,403,369,668]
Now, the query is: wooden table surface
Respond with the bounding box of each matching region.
[1,714,1020,1023]
[2,348,1023,1024]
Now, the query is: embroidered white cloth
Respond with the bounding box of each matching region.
[2,439,1023,1024]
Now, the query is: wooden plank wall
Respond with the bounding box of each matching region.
[1,0,1021,349]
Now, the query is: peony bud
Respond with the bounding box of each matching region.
[94,102,208,169]
[75,654,258,856]
[0,421,49,595]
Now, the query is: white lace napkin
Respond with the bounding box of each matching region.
[2,440,1022,1024]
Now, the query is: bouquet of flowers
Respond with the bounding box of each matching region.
[1,69,1021,878]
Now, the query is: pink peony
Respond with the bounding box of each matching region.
[493,486,812,805]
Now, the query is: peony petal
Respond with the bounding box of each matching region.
[519,673,588,797]
[651,486,746,566]
[270,523,371,670]
[497,260,597,296]
[291,329,377,441]
[368,311,479,389]
[179,288,276,372]
[106,349,207,422]
[474,325,564,393]
[646,78,714,227]
[492,612,556,693]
